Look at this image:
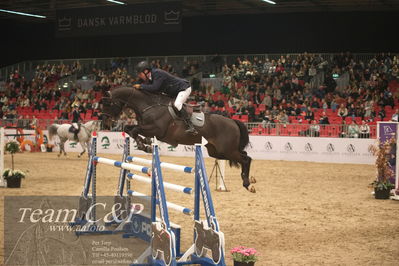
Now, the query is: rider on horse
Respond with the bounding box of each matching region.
[71,104,81,141]
[133,61,198,135]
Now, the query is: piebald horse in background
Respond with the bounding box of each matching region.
[48,120,101,158]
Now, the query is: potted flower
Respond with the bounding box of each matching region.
[2,140,25,188]
[369,138,396,199]
[231,246,258,266]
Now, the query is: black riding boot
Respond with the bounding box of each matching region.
[74,130,79,141]
[179,108,198,135]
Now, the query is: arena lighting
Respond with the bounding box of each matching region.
[0,8,46,18]
[106,0,126,5]
[262,0,277,4]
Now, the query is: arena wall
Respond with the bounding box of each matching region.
[5,130,375,165]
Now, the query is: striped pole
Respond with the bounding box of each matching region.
[127,190,193,216]
[126,173,192,195]
[126,156,193,174]
[93,157,150,175]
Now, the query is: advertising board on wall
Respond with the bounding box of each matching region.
[5,130,375,165]
[56,2,182,37]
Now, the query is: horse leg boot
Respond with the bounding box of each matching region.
[123,125,153,153]
[179,108,198,135]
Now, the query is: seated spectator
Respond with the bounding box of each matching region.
[293,103,301,116]
[301,120,320,137]
[308,120,320,137]
[348,120,359,138]
[359,120,370,138]
[304,107,314,122]
[59,108,69,120]
[310,97,320,109]
[347,103,357,118]
[339,120,348,138]
[270,105,279,118]
[214,95,225,108]
[330,98,339,111]
[261,94,272,109]
[364,100,374,117]
[5,110,17,122]
[319,112,330,125]
[337,104,348,118]
[321,99,328,111]
[247,101,256,121]
[285,103,295,116]
[261,110,273,128]
[276,110,289,127]
[214,106,230,118]
[71,95,81,108]
[378,108,386,120]
[391,109,399,122]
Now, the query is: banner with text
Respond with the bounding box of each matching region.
[56,2,182,37]
[8,130,375,165]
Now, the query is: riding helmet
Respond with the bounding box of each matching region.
[136,61,151,73]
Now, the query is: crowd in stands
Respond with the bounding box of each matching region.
[1,52,398,139]
[190,52,399,137]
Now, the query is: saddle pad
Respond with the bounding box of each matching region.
[168,106,205,127]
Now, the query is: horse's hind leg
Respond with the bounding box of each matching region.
[63,141,67,156]
[58,140,66,157]
[240,152,253,190]
[228,150,252,190]
[58,143,62,157]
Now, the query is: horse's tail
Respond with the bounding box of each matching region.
[229,119,250,168]
[48,124,60,140]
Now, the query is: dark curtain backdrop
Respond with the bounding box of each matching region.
[1,11,398,67]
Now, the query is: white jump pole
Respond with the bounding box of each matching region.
[126,156,193,174]
[93,157,150,175]
[126,173,193,195]
[127,190,193,216]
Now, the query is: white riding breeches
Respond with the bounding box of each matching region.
[72,123,79,129]
[174,87,191,111]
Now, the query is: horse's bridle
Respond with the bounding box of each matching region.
[104,89,168,122]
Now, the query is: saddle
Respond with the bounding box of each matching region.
[68,123,81,135]
[168,103,205,127]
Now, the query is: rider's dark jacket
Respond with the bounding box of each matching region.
[72,109,81,123]
[140,68,190,97]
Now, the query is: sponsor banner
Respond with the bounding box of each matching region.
[247,136,376,164]
[8,130,374,164]
[377,122,398,188]
[56,2,182,37]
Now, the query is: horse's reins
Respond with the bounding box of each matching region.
[108,89,168,119]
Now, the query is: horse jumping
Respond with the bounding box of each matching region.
[102,87,254,191]
[48,120,101,157]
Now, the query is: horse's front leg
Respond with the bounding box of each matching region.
[86,141,91,156]
[124,125,152,153]
[57,141,63,157]
[78,141,86,158]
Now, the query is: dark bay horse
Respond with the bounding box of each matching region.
[102,87,253,191]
